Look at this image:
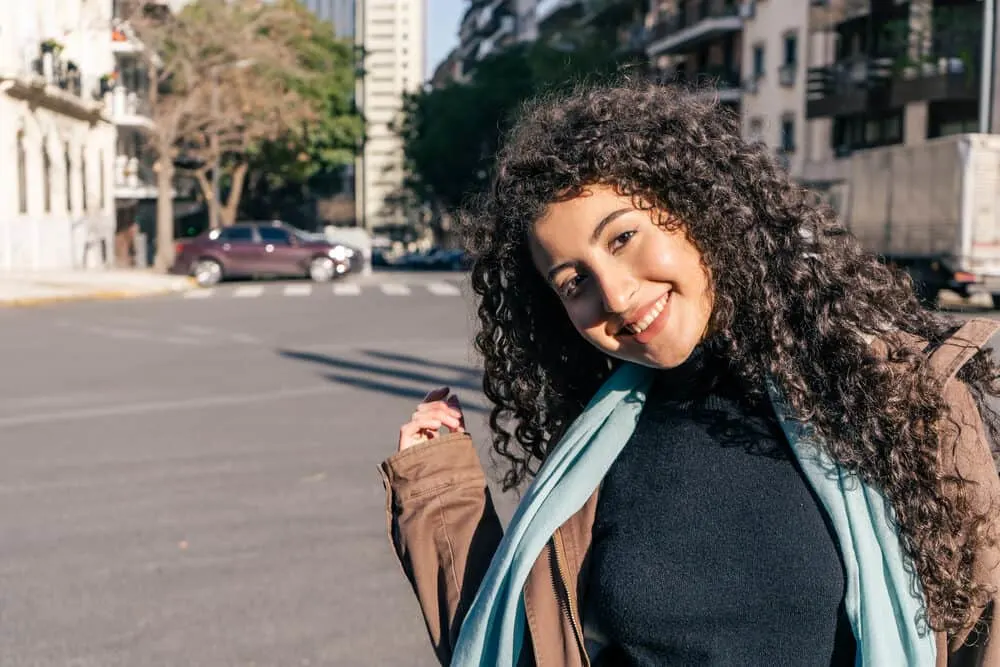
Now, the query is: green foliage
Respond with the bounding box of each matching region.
[398,40,633,213]
[247,0,363,189]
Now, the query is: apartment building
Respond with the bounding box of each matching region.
[645,0,748,114]
[739,0,809,177]
[354,0,425,228]
[801,0,990,187]
[0,0,117,271]
[456,0,538,80]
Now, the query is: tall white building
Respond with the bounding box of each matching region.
[0,0,118,270]
[739,0,809,178]
[354,0,425,229]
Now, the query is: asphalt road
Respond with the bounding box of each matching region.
[0,271,508,667]
[0,273,997,667]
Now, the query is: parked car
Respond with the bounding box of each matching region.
[400,247,470,271]
[172,221,358,287]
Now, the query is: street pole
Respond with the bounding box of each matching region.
[980,0,995,133]
[210,71,221,229]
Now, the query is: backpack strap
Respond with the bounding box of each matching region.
[927,318,1000,387]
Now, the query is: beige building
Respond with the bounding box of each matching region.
[354,0,425,229]
[0,0,118,270]
[801,0,987,189]
[739,0,808,177]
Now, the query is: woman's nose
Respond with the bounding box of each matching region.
[598,272,637,315]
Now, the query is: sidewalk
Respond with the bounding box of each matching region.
[0,269,196,307]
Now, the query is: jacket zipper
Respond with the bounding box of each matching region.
[551,530,590,667]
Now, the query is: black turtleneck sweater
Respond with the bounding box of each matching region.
[587,347,856,666]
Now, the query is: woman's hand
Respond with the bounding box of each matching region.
[398,387,467,452]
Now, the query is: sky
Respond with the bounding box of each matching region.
[425,0,463,76]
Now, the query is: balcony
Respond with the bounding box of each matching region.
[668,66,743,104]
[806,57,893,119]
[114,154,159,200]
[646,0,742,56]
[0,49,104,121]
[579,0,647,28]
[888,57,979,107]
[105,85,153,129]
[537,0,584,32]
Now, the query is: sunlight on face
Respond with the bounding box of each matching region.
[529,185,714,369]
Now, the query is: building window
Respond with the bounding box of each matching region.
[752,44,765,80]
[748,117,764,142]
[81,149,89,212]
[42,144,52,214]
[780,116,796,152]
[65,142,73,213]
[17,130,28,214]
[783,33,798,68]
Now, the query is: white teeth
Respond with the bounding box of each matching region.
[627,294,668,335]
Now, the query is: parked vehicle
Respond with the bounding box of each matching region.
[399,247,470,271]
[823,133,1000,307]
[172,221,358,287]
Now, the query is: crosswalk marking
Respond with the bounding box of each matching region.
[283,284,312,297]
[333,283,361,296]
[184,289,214,299]
[427,282,461,297]
[233,285,264,298]
[380,283,411,296]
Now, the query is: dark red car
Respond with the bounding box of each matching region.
[172,221,357,287]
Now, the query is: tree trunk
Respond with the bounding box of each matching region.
[193,168,218,229]
[220,162,249,226]
[154,158,176,271]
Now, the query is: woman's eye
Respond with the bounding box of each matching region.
[610,230,636,252]
[560,275,586,298]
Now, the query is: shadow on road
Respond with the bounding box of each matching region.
[277,348,489,413]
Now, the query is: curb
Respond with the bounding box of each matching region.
[0,278,198,308]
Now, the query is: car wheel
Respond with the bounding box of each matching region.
[309,256,336,283]
[192,258,223,287]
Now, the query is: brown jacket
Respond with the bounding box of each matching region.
[379,320,1000,667]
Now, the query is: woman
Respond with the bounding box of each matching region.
[379,81,1000,666]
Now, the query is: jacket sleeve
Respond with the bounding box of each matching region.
[379,433,504,665]
[937,381,1000,667]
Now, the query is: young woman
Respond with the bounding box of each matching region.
[380,81,1000,666]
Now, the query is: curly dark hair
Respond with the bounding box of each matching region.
[461,79,1000,636]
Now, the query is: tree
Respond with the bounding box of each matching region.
[240,4,364,225]
[124,0,356,269]
[397,40,632,232]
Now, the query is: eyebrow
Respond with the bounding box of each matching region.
[546,207,634,283]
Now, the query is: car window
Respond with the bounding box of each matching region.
[217,227,254,242]
[258,227,292,245]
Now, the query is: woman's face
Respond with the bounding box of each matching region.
[529,185,714,370]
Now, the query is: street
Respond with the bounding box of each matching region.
[0,271,509,667]
[0,273,998,666]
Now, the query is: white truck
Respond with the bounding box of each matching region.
[824,133,1000,307]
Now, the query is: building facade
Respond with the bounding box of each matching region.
[802,0,989,188]
[645,0,747,115]
[739,0,809,177]
[455,0,538,80]
[354,0,425,229]
[0,0,118,271]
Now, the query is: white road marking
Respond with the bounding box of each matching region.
[283,284,312,297]
[427,282,461,297]
[0,384,349,429]
[178,325,215,335]
[229,333,260,344]
[333,283,361,296]
[233,285,264,298]
[184,289,214,299]
[380,283,411,296]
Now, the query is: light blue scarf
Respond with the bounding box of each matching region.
[451,362,937,666]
